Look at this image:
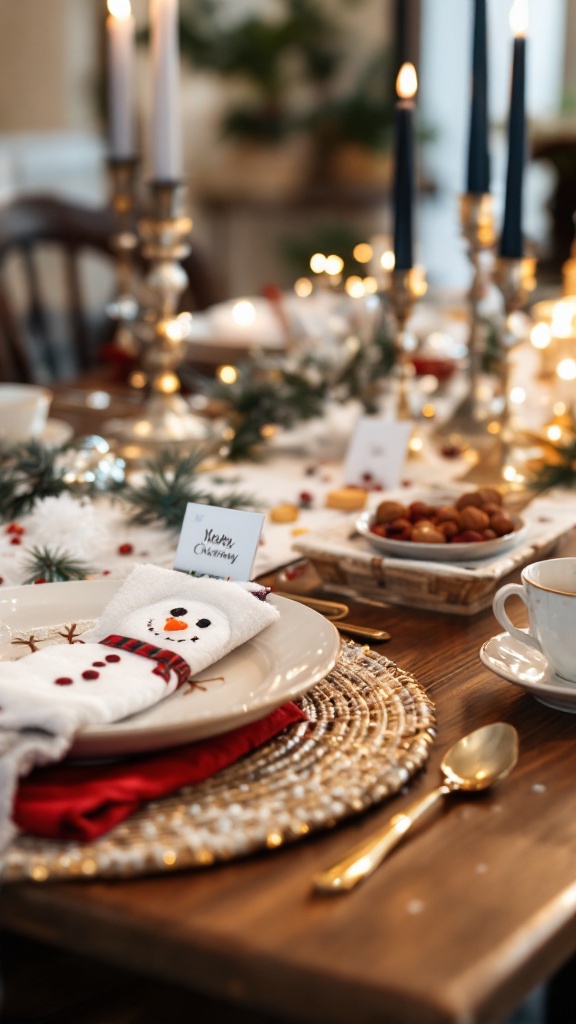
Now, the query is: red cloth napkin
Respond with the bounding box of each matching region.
[14,703,306,843]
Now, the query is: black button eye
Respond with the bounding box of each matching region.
[170,607,187,617]
[196,618,211,628]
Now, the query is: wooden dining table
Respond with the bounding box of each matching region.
[2,386,576,1024]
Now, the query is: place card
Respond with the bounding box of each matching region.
[343,417,412,490]
[173,503,265,581]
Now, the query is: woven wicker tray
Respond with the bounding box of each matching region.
[294,491,575,615]
[1,642,435,882]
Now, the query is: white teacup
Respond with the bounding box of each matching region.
[493,558,576,683]
[0,384,52,443]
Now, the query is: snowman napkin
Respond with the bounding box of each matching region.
[0,564,279,850]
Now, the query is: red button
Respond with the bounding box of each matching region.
[55,677,73,686]
[82,670,99,681]
[105,654,120,663]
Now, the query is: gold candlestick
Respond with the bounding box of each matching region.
[435,193,495,446]
[492,253,538,475]
[104,180,212,459]
[106,156,140,349]
[388,266,425,420]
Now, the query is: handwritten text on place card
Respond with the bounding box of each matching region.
[343,418,412,489]
[173,503,264,581]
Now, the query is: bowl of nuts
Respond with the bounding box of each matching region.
[357,488,525,562]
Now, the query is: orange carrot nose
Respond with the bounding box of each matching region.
[164,617,188,631]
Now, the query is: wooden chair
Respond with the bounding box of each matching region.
[0,194,218,384]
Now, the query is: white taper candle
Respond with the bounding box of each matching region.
[150,0,182,180]
[107,0,136,158]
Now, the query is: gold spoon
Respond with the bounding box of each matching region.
[313,722,518,893]
[273,592,390,641]
[273,591,350,620]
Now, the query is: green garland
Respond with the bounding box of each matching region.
[186,328,396,460]
[197,361,328,461]
[0,443,256,527]
[0,441,70,521]
[525,427,576,490]
[22,546,96,584]
[121,448,256,530]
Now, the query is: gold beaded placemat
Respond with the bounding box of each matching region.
[1,642,435,882]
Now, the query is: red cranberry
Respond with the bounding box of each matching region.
[118,543,133,555]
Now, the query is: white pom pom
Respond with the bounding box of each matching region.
[25,494,111,559]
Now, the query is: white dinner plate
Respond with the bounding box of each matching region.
[480,631,576,713]
[0,579,339,757]
[356,511,525,563]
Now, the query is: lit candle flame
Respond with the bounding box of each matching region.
[509,0,528,38]
[231,299,256,326]
[107,0,132,19]
[396,63,418,100]
[325,254,344,276]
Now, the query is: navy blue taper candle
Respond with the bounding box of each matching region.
[467,0,490,194]
[393,63,417,271]
[500,0,527,258]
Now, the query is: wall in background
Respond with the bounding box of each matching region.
[0,0,100,133]
[0,0,572,295]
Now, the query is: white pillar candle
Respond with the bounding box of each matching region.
[106,0,136,158]
[150,0,183,180]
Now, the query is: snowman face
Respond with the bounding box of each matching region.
[121,598,231,653]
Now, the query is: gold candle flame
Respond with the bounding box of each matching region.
[107,0,132,19]
[510,0,528,38]
[396,63,418,100]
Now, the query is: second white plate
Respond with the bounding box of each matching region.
[356,511,525,563]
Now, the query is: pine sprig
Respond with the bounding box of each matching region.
[22,545,96,584]
[524,428,576,490]
[0,441,69,521]
[203,362,327,460]
[122,448,256,530]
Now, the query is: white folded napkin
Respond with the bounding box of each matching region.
[0,564,279,850]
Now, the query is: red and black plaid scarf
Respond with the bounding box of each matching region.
[99,635,191,689]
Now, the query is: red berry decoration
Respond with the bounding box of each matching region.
[6,523,24,535]
[298,491,313,508]
[284,562,308,581]
[118,543,134,555]
[10,537,21,546]
[34,578,47,584]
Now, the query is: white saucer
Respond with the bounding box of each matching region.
[480,631,576,713]
[40,418,74,447]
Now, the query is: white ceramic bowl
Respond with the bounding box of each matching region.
[0,383,52,443]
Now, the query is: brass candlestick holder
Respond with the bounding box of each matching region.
[106,157,140,351]
[492,253,538,475]
[104,180,212,458]
[439,193,496,442]
[388,266,426,420]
